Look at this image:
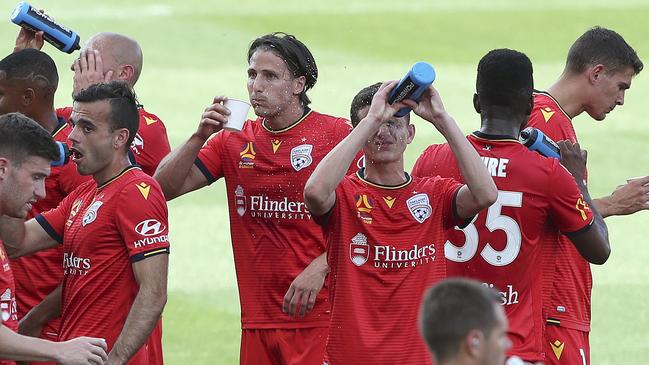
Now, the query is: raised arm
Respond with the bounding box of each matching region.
[153,97,230,200]
[304,81,406,216]
[558,141,610,264]
[404,87,497,219]
[0,216,58,258]
[106,254,168,365]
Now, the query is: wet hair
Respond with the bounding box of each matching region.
[349,82,382,127]
[248,32,318,106]
[0,49,58,96]
[566,26,643,75]
[73,81,139,147]
[476,48,533,116]
[419,278,502,363]
[0,112,59,165]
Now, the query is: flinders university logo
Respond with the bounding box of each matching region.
[290,144,313,171]
[407,193,432,223]
[235,185,246,216]
[239,142,256,169]
[349,233,369,266]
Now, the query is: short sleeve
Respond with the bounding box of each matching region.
[36,186,82,244]
[132,110,172,176]
[195,131,228,185]
[548,163,594,235]
[115,180,170,262]
[429,176,465,229]
[412,144,446,178]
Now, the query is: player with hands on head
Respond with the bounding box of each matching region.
[303,79,497,364]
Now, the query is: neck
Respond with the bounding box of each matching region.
[93,153,133,187]
[478,117,522,138]
[363,159,407,186]
[263,102,305,131]
[547,75,587,118]
[30,109,60,134]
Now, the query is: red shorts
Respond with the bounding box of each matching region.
[545,325,589,365]
[240,327,328,365]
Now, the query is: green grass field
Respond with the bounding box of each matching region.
[2,0,649,363]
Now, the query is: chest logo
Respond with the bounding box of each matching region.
[272,139,282,154]
[239,142,256,169]
[235,185,247,217]
[82,201,103,227]
[355,194,374,224]
[349,233,369,267]
[407,193,432,223]
[383,196,396,208]
[290,144,313,171]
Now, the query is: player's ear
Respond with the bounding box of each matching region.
[473,93,481,114]
[525,94,533,116]
[0,158,8,180]
[465,329,484,358]
[113,128,130,150]
[588,64,606,85]
[22,87,35,109]
[293,75,306,96]
[406,123,415,144]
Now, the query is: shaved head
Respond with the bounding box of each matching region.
[84,32,143,87]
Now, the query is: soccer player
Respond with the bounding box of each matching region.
[154,32,356,364]
[527,27,645,364]
[303,80,497,364]
[0,48,90,352]
[419,278,511,365]
[16,29,171,176]
[412,49,611,363]
[0,113,107,365]
[1,82,169,365]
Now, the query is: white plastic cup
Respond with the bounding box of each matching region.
[223,99,251,132]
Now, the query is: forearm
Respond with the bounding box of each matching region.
[20,285,62,335]
[0,325,61,362]
[579,185,609,242]
[107,288,166,364]
[592,196,615,218]
[437,114,496,205]
[153,134,207,200]
[304,117,377,214]
[0,216,27,257]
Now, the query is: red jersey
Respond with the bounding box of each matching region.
[195,109,354,329]
[37,166,170,364]
[0,244,16,365]
[317,170,460,365]
[57,106,171,176]
[412,133,594,361]
[528,91,592,331]
[11,119,90,341]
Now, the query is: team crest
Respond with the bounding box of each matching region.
[290,144,313,171]
[407,193,432,223]
[82,201,104,227]
[235,185,246,217]
[349,233,369,267]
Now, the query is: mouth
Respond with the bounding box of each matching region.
[70,146,85,164]
[250,97,266,107]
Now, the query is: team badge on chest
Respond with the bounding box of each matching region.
[82,201,104,226]
[290,144,313,171]
[406,193,432,223]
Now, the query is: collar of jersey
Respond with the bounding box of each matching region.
[261,107,311,134]
[471,131,519,143]
[51,117,68,138]
[533,90,573,121]
[356,167,412,189]
[97,165,141,190]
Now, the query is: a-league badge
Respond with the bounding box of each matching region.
[407,193,432,223]
[290,144,313,171]
[349,233,369,267]
[82,201,104,226]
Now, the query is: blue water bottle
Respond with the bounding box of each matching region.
[11,2,81,54]
[51,141,70,167]
[388,62,436,117]
[519,127,560,159]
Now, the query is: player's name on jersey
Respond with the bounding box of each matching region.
[483,282,520,306]
[480,156,509,178]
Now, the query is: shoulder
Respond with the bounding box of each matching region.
[118,169,166,202]
[307,110,352,130]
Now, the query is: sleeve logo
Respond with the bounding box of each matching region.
[575,197,590,221]
[407,193,432,223]
[135,219,167,236]
[290,144,313,171]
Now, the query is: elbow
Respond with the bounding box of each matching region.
[303,180,327,212]
[477,185,498,209]
[591,244,611,265]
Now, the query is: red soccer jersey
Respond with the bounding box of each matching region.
[37,166,169,364]
[0,244,16,365]
[57,106,171,176]
[11,119,91,341]
[196,109,354,329]
[317,170,460,365]
[528,91,593,332]
[412,133,594,361]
